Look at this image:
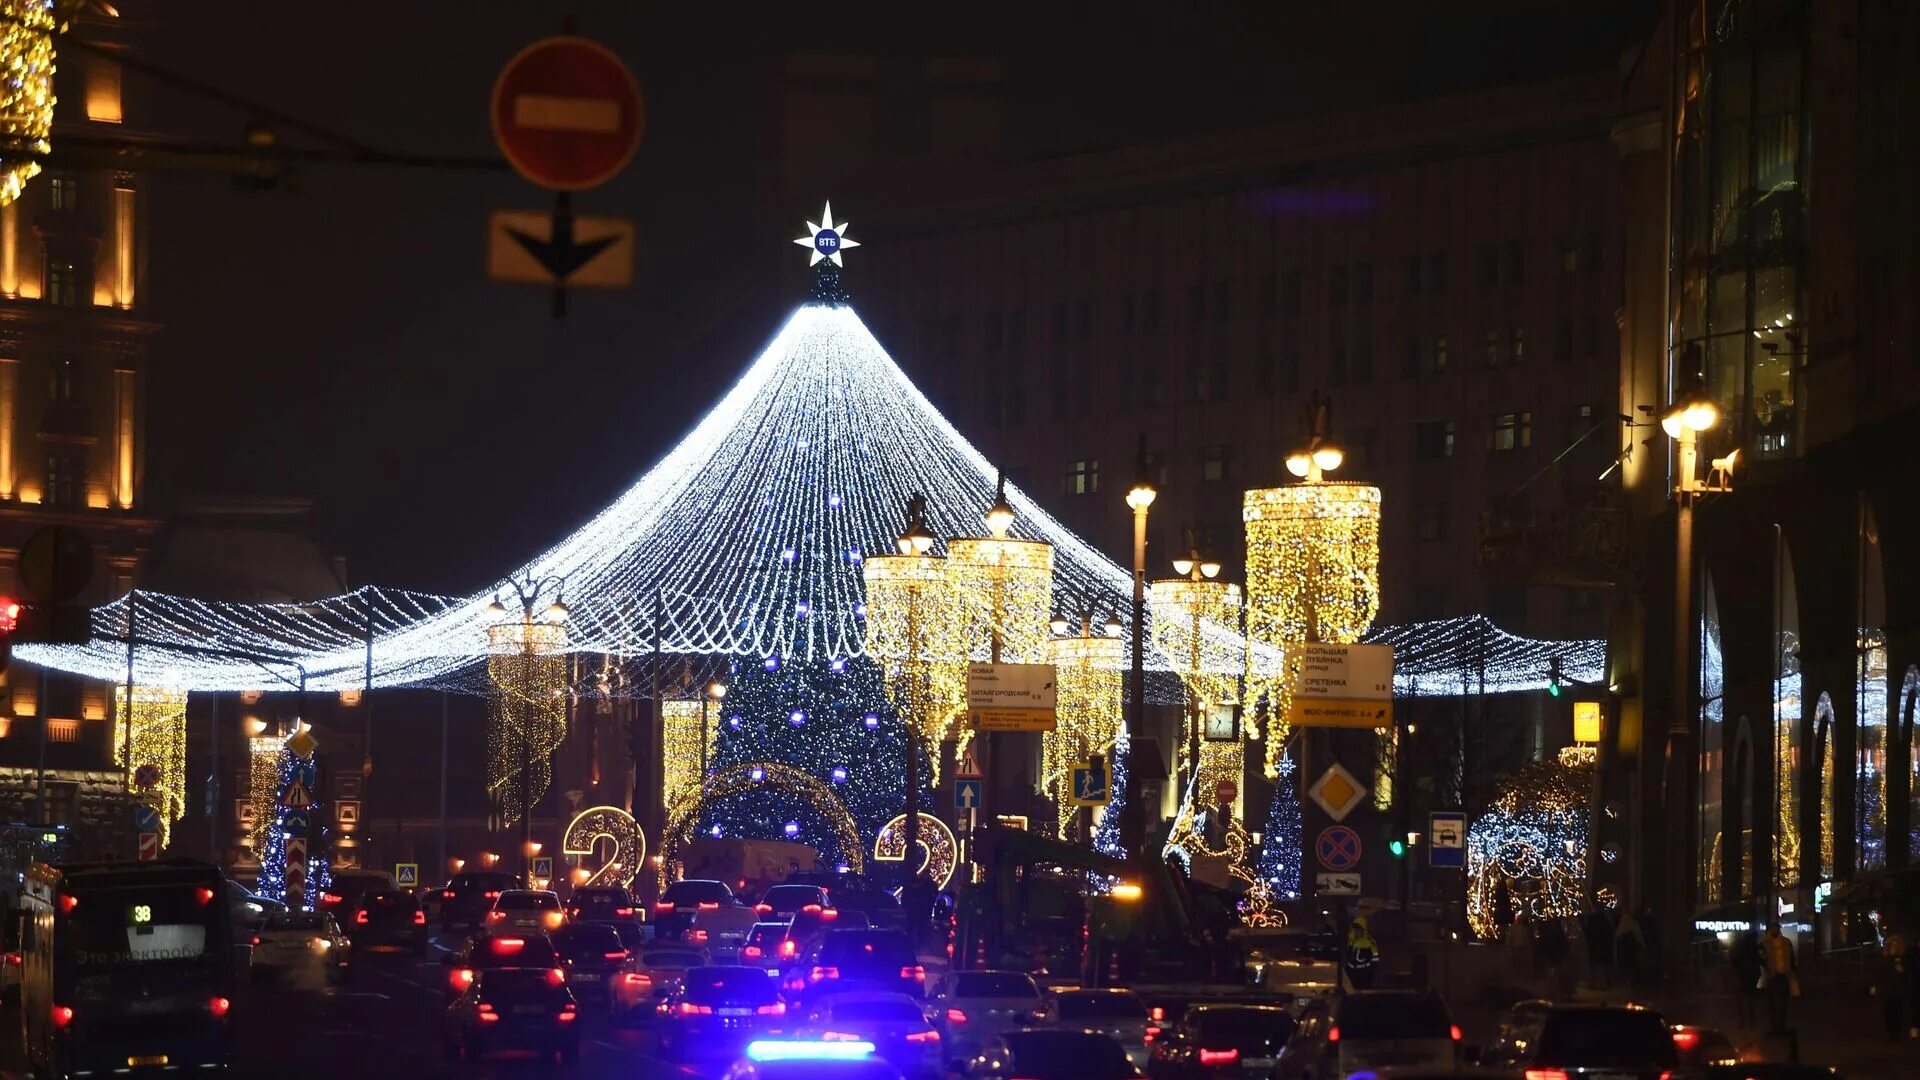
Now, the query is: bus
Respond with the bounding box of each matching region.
[21,858,236,1078]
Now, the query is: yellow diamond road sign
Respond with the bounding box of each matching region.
[285,728,319,761]
[1308,763,1367,822]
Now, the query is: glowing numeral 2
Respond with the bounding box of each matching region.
[562,805,648,891]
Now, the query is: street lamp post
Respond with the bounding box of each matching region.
[1169,538,1224,798]
[701,681,726,780]
[1660,379,1733,974]
[1121,437,1157,856]
[485,576,570,887]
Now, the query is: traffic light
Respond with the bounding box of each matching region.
[1546,655,1565,697]
[1388,837,1406,858]
[0,595,13,676]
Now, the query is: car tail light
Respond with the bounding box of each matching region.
[605,950,629,961]
[615,907,634,917]
[900,964,926,981]
[1144,1025,1161,1043]
[52,1005,74,1028]
[655,901,675,913]
[756,903,773,915]
[484,890,501,900]
[1150,1006,1165,1022]
[1523,1071,1571,1080]
[355,910,369,925]
[622,973,652,988]
[946,1008,968,1024]
[688,929,709,944]
[1327,1024,1340,1044]
[906,1030,940,1043]
[208,997,231,1019]
[809,965,840,982]
[1659,1073,1674,1080]
[544,911,565,929]
[756,1002,786,1016]
[491,938,526,954]
[677,1002,714,1016]
[1672,1030,1700,1051]
[558,1006,578,1023]
[779,939,797,958]
[1197,1048,1239,1066]
[321,893,343,906]
[443,890,455,900]
[821,907,838,921]
[2,951,18,966]
[413,910,427,926]
[801,903,822,914]
[195,887,216,906]
[451,967,475,989]
[546,967,566,987]
[477,1004,500,1023]
[697,902,720,911]
[742,946,763,961]
[486,910,505,924]
[250,934,261,947]
[58,894,78,914]
[1451,1024,1463,1041]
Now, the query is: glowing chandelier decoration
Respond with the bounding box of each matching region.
[0,0,57,208]
[249,734,283,855]
[484,585,570,829]
[1044,621,1124,840]
[947,540,1055,667]
[113,686,188,846]
[861,498,967,748]
[660,699,710,810]
[1465,754,1593,940]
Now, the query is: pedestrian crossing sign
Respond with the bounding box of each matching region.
[1068,758,1110,806]
[395,862,419,887]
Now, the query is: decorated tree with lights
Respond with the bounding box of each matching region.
[1093,727,1133,859]
[256,750,329,909]
[1254,752,1301,899]
[704,654,929,868]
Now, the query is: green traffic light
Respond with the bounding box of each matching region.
[1548,681,1562,698]
[1388,839,1406,857]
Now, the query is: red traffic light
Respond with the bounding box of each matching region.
[0,598,17,633]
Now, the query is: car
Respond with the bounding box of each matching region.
[443,964,580,1064]
[780,903,846,961]
[794,991,942,1079]
[654,964,788,1063]
[787,928,925,1007]
[443,932,562,1001]
[349,890,428,955]
[653,878,739,939]
[1268,989,1454,1078]
[439,870,518,930]
[317,868,397,920]
[549,921,629,1004]
[1670,1023,1742,1067]
[742,920,797,973]
[719,1039,908,1080]
[249,912,350,983]
[929,970,1045,1060]
[965,1029,1142,1079]
[694,901,762,962]
[1044,988,1153,1067]
[224,880,285,939]
[486,888,566,933]
[1474,1002,1679,1079]
[416,880,447,923]
[611,942,712,1022]
[755,884,829,919]
[1150,1003,1295,1078]
[565,884,641,925]
[796,873,902,927]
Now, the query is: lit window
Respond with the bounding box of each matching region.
[49,176,78,212]
[1432,336,1449,373]
[1200,446,1230,483]
[1511,327,1526,364]
[1415,420,1455,460]
[1063,459,1100,496]
[46,719,79,744]
[1489,412,1532,452]
[46,262,79,306]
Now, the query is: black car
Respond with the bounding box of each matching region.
[654,964,787,1062]
[440,871,518,930]
[550,921,628,1003]
[966,1029,1141,1079]
[788,928,924,1007]
[443,966,580,1064]
[350,890,428,955]
[754,883,828,919]
[652,878,738,939]
[566,885,641,925]
[1477,1003,1679,1079]
[1147,1003,1294,1078]
[444,932,562,1001]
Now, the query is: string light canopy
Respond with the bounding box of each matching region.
[0,0,56,208]
[13,205,1600,703]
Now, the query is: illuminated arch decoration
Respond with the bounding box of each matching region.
[562,805,648,891]
[658,762,863,888]
[1466,753,1592,940]
[872,812,957,890]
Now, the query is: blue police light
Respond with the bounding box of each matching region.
[745,1039,876,1062]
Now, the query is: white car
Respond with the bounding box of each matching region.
[927,970,1044,1062]
[485,888,566,933]
[1044,988,1152,1067]
[691,904,760,963]
[250,911,350,982]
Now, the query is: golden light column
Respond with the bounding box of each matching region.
[660,699,709,810]
[0,0,56,207]
[114,685,188,847]
[1242,401,1381,777]
[1044,616,1124,841]
[484,583,571,860]
[247,724,282,858]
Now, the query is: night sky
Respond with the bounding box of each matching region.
[136,2,1652,596]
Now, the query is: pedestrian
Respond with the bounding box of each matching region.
[1762,920,1797,1035]
[1639,907,1663,981]
[1536,917,1569,992]
[1585,906,1616,987]
[1614,908,1645,984]
[1730,929,1763,1029]
[1874,924,1908,1042]
[1347,915,1381,990]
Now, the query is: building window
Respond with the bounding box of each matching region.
[1404,255,1422,295]
[49,358,75,401]
[1329,265,1348,308]
[45,451,79,507]
[1143,368,1162,406]
[1415,419,1456,460]
[1416,504,1448,541]
[39,780,79,826]
[1478,245,1497,288]
[1280,271,1302,315]
[49,175,78,212]
[1561,239,1578,274]
[45,718,79,744]
[1510,327,1526,364]
[1200,445,1230,483]
[1489,411,1532,451]
[1353,340,1372,384]
[1258,352,1276,396]
[1427,251,1449,292]
[1354,261,1374,305]
[1330,344,1348,386]
[1432,335,1449,373]
[1482,330,1500,367]
[1556,318,1574,361]
[1506,240,1524,284]
[46,261,79,306]
[1583,315,1600,356]
[1357,427,1379,470]
[1063,459,1100,496]
[1583,229,1601,273]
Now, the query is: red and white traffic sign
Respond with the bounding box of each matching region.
[491,36,644,191]
[1215,778,1237,806]
[137,831,159,861]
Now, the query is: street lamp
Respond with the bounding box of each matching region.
[1283,397,1346,483]
[700,680,726,778]
[1121,436,1156,856]
[1660,368,1732,974]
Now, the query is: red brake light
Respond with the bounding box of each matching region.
[756,1002,786,1016]
[1523,1071,1571,1080]
[742,946,763,960]
[900,964,926,980]
[1198,1048,1239,1066]
[688,929,709,944]
[452,967,474,989]
[558,1006,578,1023]
[51,1004,74,1028]
[615,907,634,917]
[809,965,840,982]
[1150,1006,1165,1022]
[3,952,19,966]
[779,939,797,958]
[1144,1025,1161,1043]
[697,902,720,911]
[677,1002,714,1016]
[654,901,675,913]
[195,887,216,906]
[906,1029,940,1043]
[355,910,369,925]
[250,934,261,947]
[801,903,822,914]
[946,1008,968,1024]
[1672,1030,1701,1051]
[1327,1024,1340,1044]
[413,910,426,925]
[477,1004,500,1023]
[208,997,231,1018]
[57,894,77,914]
[622,972,651,988]
[490,938,525,954]
[485,911,506,923]
[443,890,455,900]
[1451,1024,1464,1041]
[483,891,501,900]
[321,893,343,906]
[821,907,838,921]
[546,967,566,987]
[604,950,629,961]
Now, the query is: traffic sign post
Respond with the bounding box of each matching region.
[1214,778,1237,807]
[1068,758,1110,806]
[395,863,419,888]
[1315,825,1363,872]
[530,856,554,883]
[137,831,159,861]
[1315,872,1360,896]
[1428,811,1467,869]
[1307,763,1368,822]
[1286,642,1395,728]
[953,778,983,811]
[966,662,1058,731]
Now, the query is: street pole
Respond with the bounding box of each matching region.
[1664,426,1699,975]
[1121,438,1155,857]
[438,692,449,882]
[208,693,220,858]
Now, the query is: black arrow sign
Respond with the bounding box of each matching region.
[505,192,618,318]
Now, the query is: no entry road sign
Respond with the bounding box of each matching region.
[492,36,644,191]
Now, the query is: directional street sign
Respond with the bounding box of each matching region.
[491,36,645,192]
[954,778,983,811]
[1315,825,1363,871]
[1068,759,1110,807]
[530,856,554,882]
[395,863,419,888]
[1287,642,1395,728]
[1428,811,1467,869]
[1315,872,1361,896]
[1307,763,1368,822]
[137,831,159,861]
[490,208,633,288]
[133,803,160,832]
[284,835,307,866]
[283,808,310,834]
[967,662,1058,731]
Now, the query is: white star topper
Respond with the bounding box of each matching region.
[793,201,861,266]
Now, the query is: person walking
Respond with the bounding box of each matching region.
[1874,924,1909,1042]
[1614,907,1645,985]
[1730,929,1763,1029]
[1763,921,1797,1035]
[1346,916,1381,990]
[1585,906,1616,987]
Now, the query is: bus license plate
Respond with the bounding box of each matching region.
[129,1056,169,1067]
